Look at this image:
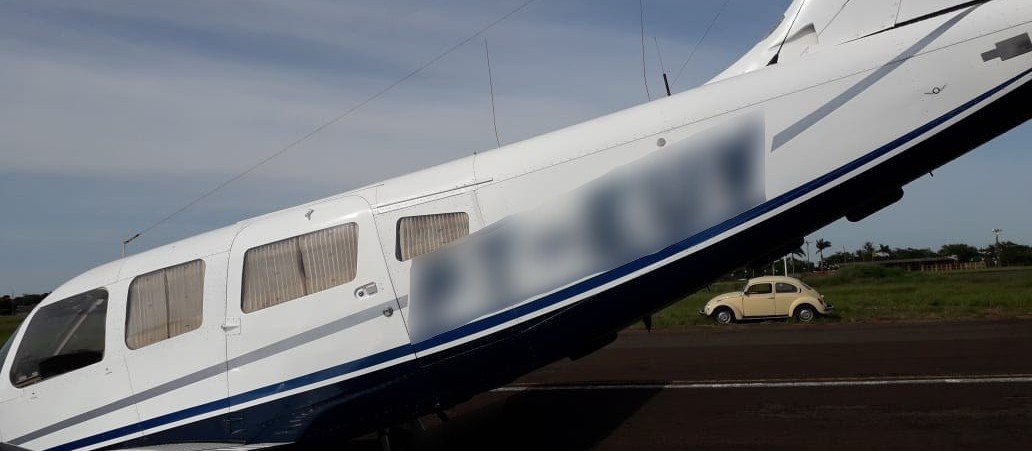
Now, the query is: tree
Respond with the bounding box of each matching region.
[824,251,853,267]
[877,243,893,260]
[999,241,1032,267]
[939,243,981,263]
[815,239,832,268]
[894,247,937,260]
[787,247,808,273]
[862,242,876,262]
[0,296,12,316]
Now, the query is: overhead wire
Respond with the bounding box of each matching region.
[639,0,652,101]
[671,0,731,87]
[128,0,539,242]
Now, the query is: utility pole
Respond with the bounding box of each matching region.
[992,228,1003,267]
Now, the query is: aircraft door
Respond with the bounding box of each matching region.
[224,196,413,439]
[742,282,776,317]
[121,255,231,441]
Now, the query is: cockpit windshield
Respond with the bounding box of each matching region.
[9,289,107,388]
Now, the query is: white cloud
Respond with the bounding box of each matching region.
[0,0,766,186]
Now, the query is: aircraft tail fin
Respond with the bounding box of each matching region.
[710,0,982,83]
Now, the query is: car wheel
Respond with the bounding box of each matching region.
[714,308,734,325]
[794,305,817,323]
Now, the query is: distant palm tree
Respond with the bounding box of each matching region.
[815,239,832,268]
[790,246,806,273]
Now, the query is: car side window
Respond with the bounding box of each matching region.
[746,283,772,295]
[775,282,799,294]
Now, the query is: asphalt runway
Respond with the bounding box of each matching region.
[346,320,1032,450]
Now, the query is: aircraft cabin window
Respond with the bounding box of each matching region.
[126,260,205,350]
[775,282,799,294]
[242,222,359,313]
[9,289,108,388]
[396,212,470,261]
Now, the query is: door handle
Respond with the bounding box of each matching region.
[222,317,241,335]
[355,282,378,299]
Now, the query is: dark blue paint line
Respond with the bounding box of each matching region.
[46,346,413,451]
[47,68,1032,451]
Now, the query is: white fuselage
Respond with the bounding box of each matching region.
[2,1,1031,449]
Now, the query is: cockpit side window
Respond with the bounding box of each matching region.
[9,289,108,388]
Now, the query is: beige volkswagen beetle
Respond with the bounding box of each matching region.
[700,276,833,324]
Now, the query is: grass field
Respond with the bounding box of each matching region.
[652,266,1032,327]
[1,267,1031,345]
[1,314,25,347]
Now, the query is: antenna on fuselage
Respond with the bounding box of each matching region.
[122,233,141,257]
[769,0,807,66]
[653,37,672,96]
[484,39,502,148]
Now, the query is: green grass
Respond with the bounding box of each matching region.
[652,266,1032,327]
[0,315,25,346]
[2,267,1031,343]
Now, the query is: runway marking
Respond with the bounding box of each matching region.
[494,374,1032,392]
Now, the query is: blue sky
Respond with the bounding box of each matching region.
[1,0,1030,294]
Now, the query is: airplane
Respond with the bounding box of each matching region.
[2,0,1031,449]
